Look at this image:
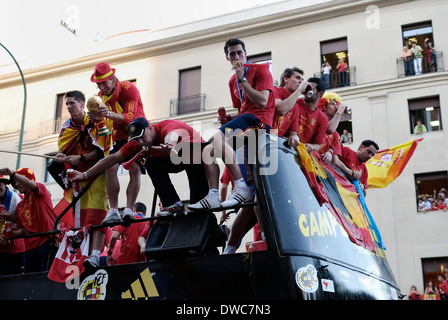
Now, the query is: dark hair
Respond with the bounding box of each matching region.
[361,139,379,151]
[224,38,246,55]
[65,90,86,103]
[280,67,304,87]
[307,77,325,94]
[134,202,147,214]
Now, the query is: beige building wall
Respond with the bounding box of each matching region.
[0,0,447,296]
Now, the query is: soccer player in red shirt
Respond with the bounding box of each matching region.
[333,140,379,195]
[0,167,54,273]
[315,92,349,164]
[89,62,147,224]
[189,38,275,211]
[271,67,302,148]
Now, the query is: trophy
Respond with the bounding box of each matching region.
[86,95,111,136]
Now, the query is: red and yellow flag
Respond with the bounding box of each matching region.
[296,143,378,252]
[366,138,423,189]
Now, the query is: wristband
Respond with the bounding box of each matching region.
[80,154,86,162]
[107,111,112,118]
[84,172,88,180]
[351,170,354,177]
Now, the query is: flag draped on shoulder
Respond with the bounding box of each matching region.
[54,114,110,227]
[58,113,113,157]
[48,227,90,283]
[366,138,423,189]
[296,143,380,252]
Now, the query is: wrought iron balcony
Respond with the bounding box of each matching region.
[313,66,356,89]
[396,51,444,78]
[170,94,206,117]
[39,117,69,138]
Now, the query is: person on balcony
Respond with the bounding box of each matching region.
[410,41,423,75]
[425,38,437,72]
[400,45,414,76]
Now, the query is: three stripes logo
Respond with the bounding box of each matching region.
[121,268,159,300]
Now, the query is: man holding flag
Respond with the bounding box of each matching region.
[332,140,379,196]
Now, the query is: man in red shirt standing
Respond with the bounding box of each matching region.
[333,140,379,195]
[0,168,55,273]
[89,62,147,224]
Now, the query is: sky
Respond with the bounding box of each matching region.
[0,0,284,68]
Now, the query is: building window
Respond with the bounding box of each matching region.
[421,257,448,299]
[415,171,448,212]
[247,52,274,85]
[319,37,354,88]
[408,96,442,134]
[337,118,353,145]
[170,66,204,116]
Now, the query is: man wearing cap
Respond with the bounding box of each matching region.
[0,175,25,275]
[0,168,55,273]
[89,62,146,223]
[70,117,210,216]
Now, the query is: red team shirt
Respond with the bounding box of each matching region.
[120,119,204,159]
[228,63,276,128]
[296,99,328,145]
[271,86,300,137]
[112,215,150,264]
[340,146,369,188]
[15,183,55,250]
[100,80,147,142]
[320,131,342,156]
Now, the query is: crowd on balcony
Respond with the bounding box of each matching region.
[400,38,438,76]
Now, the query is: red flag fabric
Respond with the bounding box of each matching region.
[47,227,90,283]
[53,188,75,227]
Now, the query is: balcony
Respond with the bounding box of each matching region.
[39,117,69,138]
[396,51,444,78]
[313,66,356,89]
[170,94,206,117]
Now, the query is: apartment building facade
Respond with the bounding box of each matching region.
[0,0,447,297]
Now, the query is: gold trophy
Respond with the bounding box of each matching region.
[86,95,111,136]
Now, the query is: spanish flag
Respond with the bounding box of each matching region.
[297,144,378,252]
[366,138,423,189]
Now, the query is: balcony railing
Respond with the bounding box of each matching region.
[39,117,69,138]
[396,51,444,78]
[170,94,206,117]
[313,66,356,90]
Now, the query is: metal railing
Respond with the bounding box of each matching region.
[313,66,356,89]
[170,94,206,117]
[396,51,444,78]
[39,117,69,138]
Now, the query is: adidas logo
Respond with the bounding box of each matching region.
[121,268,159,300]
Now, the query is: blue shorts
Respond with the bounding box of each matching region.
[219,113,270,136]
